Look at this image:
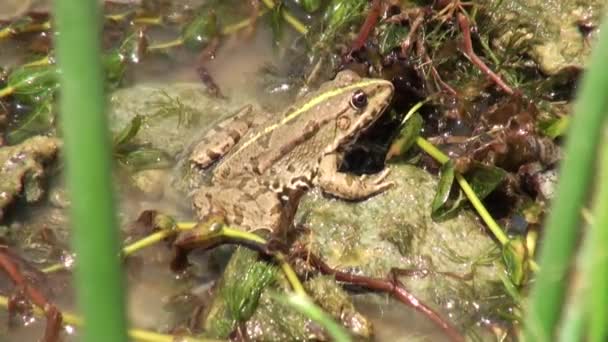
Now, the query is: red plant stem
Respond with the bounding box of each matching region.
[196,37,224,98]
[170,228,464,342]
[350,0,382,51]
[400,12,424,56]
[292,249,465,342]
[457,13,514,95]
[416,39,458,95]
[0,247,62,342]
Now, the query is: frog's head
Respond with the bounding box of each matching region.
[321,70,394,154]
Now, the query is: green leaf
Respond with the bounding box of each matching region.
[378,22,409,55]
[323,0,366,29]
[386,112,422,161]
[122,148,173,171]
[431,161,507,221]
[538,115,569,139]
[7,65,60,98]
[6,16,34,33]
[503,237,528,286]
[113,115,142,148]
[466,162,508,200]
[6,98,55,144]
[319,0,367,43]
[431,161,464,220]
[182,10,218,50]
[102,50,127,86]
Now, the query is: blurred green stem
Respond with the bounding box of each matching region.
[525,17,608,342]
[587,131,608,341]
[54,1,128,342]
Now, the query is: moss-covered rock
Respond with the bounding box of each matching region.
[295,164,509,333]
[485,0,604,75]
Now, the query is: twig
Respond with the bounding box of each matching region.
[350,0,381,52]
[291,247,465,342]
[0,247,62,342]
[399,10,425,56]
[196,38,225,98]
[457,13,514,95]
[417,40,458,95]
[171,222,308,297]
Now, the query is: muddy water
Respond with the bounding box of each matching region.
[0,2,287,340]
[0,2,496,341]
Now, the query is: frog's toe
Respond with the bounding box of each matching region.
[371,180,394,194]
[372,168,391,184]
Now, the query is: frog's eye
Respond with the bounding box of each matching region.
[350,90,368,109]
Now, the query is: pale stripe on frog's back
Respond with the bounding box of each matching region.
[187,70,395,235]
[212,73,393,182]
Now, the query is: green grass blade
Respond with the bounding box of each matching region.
[269,292,352,342]
[525,17,608,341]
[54,1,128,341]
[587,132,608,341]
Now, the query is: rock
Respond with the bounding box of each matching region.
[295,164,509,333]
[0,136,60,221]
[131,169,169,199]
[107,83,243,195]
[108,83,237,158]
[199,164,510,339]
[485,0,604,75]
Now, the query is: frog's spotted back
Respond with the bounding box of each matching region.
[187,70,395,234]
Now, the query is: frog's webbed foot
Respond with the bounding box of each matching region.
[317,153,394,200]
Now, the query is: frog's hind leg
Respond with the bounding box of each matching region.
[192,179,290,236]
[190,105,267,168]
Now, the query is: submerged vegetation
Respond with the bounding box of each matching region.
[0,0,605,341]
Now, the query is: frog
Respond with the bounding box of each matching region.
[186,70,395,235]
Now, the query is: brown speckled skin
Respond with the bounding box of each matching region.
[189,70,394,233]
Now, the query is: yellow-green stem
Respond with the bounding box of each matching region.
[274,252,308,296]
[208,226,309,296]
[416,137,509,245]
[133,17,163,25]
[43,222,198,274]
[23,56,53,68]
[42,221,308,296]
[0,296,218,342]
[0,86,14,98]
[221,9,270,35]
[147,38,184,51]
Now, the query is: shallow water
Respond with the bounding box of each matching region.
[0,1,519,341]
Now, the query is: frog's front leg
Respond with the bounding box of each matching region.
[190,105,267,168]
[316,153,394,200]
